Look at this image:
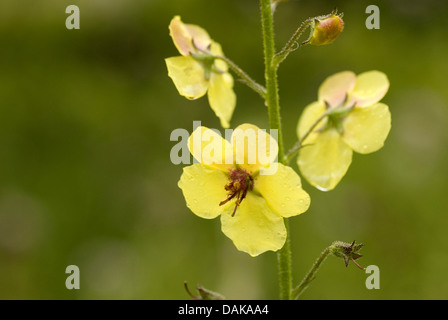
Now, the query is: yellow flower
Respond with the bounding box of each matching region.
[297,70,391,191]
[165,16,236,128]
[178,124,310,257]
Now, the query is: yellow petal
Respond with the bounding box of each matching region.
[318,71,356,108]
[297,128,352,191]
[178,164,230,219]
[254,163,310,217]
[210,41,228,72]
[184,24,212,52]
[349,71,389,107]
[165,56,208,100]
[188,126,235,171]
[342,103,391,154]
[169,16,195,56]
[296,101,327,145]
[169,16,211,55]
[208,72,236,129]
[220,193,286,257]
[231,123,279,173]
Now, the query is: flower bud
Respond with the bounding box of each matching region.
[330,240,365,269]
[309,13,344,46]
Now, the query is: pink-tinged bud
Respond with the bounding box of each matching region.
[309,14,344,46]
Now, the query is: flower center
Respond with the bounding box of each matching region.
[219,168,254,217]
[323,97,355,134]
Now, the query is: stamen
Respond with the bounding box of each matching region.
[351,257,366,271]
[219,190,238,206]
[219,169,253,217]
[231,201,240,217]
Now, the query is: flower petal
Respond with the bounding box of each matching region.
[178,164,230,219]
[254,163,310,217]
[168,16,195,56]
[297,128,352,191]
[210,41,228,72]
[188,125,235,171]
[349,70,389,107]
[318,71,356,108]
[342,103,391,154]
[184,24,212,52]
[220,193,286,257]
[208,72,236,128]
[165,56,208,100]
[296,101,327,145]
[169,16,211,55]
[231,123,279,174]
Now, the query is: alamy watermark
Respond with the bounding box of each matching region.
[365,265,380,289]
[66,5,80,30]
[170,121,279,175]
[365,5,380,30]
[65,265,80,290]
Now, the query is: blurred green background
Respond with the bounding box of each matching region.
[0,0,447,299]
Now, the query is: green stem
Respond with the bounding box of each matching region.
[214,55,267,99]
[260,0,290,300]
[273,18,314,68]
[260,0,284,162]
[284,101,355,163]
[284,108,331,163]
[291,244,333,299]
[277,219,292,299]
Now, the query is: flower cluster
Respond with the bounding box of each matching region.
[166,14,390,257]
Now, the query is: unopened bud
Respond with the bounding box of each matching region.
[309,13,344,46]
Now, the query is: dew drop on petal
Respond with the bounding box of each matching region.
[316,185,329,192]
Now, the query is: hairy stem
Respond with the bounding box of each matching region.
[260,0,285,161]
[284,108,331,163]
[260,0,290,300]
[273,18,314,68]
[213,55,267,99]
[291,245,332,299]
